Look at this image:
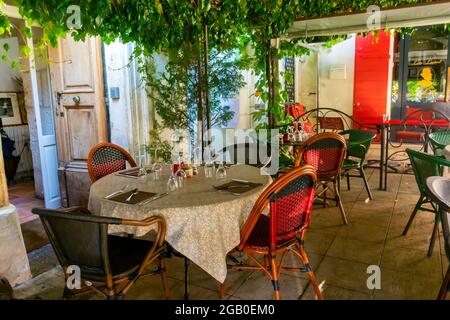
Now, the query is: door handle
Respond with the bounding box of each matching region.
[56,92,62,116]
[73,96,81,104]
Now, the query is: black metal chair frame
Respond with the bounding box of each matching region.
[32,206,169,300]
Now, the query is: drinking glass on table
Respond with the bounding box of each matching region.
[204,162,214,178]
[167,175,178,192]
[216,162,226,179]
[151,148,163,180]
[134,149,148,184]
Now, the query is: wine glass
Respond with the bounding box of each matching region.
[287,126,295,141]
[167,175,178,192]
[151,148,163,180]
[152,162,162,180]
[216,162,226,179]
[175,169,187,187]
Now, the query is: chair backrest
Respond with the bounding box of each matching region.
[88,143,137,182]
[406,149,448,196]
[404,107,434,121]
[239,165,317,250]
[428,131,450,154]
[295,132,346,181]
[318,117,345,131]
[218,142,271,168]
[340,129,376,160]
[31,208,123,276]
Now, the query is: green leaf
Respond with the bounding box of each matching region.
[20,46,31,57]
[155,0,163,15]
[2,43,9,51]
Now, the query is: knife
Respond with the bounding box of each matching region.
[232,178,250,184]
[138,192,169,206]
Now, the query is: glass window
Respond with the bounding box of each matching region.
[406,28,448,103]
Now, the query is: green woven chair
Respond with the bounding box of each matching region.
[428,131,450,156]
[404,149,450,257]
[339,129,376,200]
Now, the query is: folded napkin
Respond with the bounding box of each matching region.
[214,180,262,194]
[108,190,157,205]
[117,167,154,177]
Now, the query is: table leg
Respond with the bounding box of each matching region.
[379,125,385,191]
[184,257,189,300]
[384,125,390,191]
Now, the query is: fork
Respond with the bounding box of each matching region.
[105,184,129,199]
[125,188,139,202]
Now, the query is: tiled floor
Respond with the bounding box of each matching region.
[9,181,43,224]
[13,166,448,300]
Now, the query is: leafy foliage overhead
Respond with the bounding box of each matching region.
[0,0,439,129]
[0,1,435,53]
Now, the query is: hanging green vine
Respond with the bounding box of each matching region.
[0,0,444,129]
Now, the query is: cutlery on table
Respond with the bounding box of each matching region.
[105,185,129,199]
[125,188,139,202]
[232,179,251,184]
[227,185,250,189]
[138,193,169,206]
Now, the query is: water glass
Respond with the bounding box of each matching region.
[167,175,178,192]
[204,162,214,178]
[176,169,187,187]
[216,163,227,179]
[152,162,162,180]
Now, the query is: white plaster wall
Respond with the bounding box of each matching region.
[104,43,172,161]
[104,41,132,151]
[0,37,21,92]
[317,37,356,116]
[298,51,318,110]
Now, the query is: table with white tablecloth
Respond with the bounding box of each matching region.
[88,164,271,283]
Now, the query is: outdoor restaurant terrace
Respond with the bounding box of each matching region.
[0,0,449,306]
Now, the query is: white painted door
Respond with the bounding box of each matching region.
[28,29,61,209]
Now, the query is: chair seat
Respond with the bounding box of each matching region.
[82,235,156,281]
[244,215,300,252]
[343,158,360,169]
[396,131,425,142]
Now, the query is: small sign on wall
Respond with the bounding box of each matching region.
[329,64,347,80]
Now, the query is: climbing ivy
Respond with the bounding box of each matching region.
[0,0,442,128]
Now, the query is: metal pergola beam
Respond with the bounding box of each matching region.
[286,1,450,39]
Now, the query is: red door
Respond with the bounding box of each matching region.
[353,31,392,127]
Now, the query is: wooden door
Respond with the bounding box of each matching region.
[48,36,107,206]
[353,31,392,125]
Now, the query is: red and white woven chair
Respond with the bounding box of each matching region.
[87,142,137,182]
[220,165,323,300]
[295,132,348,225]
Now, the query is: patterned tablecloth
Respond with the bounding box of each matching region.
[88,164,271,283]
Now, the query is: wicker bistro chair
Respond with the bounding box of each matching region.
[403,149,450,257]
[88,142,137,182]
[428,131,450,156]
[395,107,434,144]
[220,165,322,300]
[295,132,348,225]
[31,206,169,300]
[339,129,376,200]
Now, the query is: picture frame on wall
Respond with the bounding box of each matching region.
[0,92,22,126]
